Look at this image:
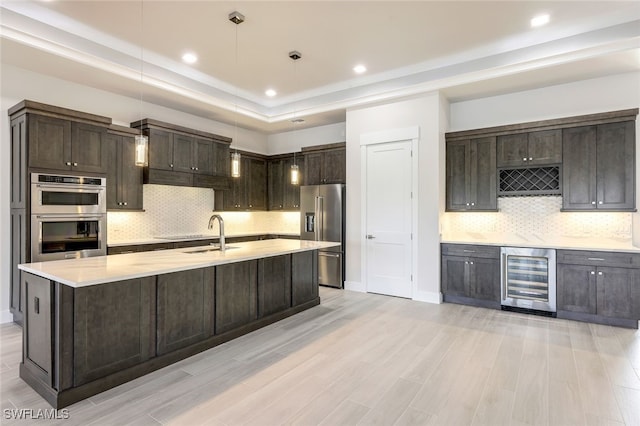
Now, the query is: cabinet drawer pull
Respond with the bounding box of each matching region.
[463,250,476,253]
[587,257,605,261]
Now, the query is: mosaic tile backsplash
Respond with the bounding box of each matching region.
[441,196,632,239]
[107,184,300,241]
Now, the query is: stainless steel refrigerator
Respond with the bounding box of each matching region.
[300,184,345,288]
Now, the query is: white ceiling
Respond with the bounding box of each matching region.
[1,1,639,133]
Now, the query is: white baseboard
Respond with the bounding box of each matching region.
[412,290,443,304]
[344,281,365,293]
[0,309,14,324]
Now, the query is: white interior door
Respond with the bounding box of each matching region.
[365,140,413,298]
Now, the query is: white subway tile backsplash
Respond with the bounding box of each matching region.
[107,185,300,241]
[441,196,632,239]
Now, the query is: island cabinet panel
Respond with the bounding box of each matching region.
[10,209,27,325]
[156,268,215,355]
[258,255,292,318]
[22,272,53,387]
[74,277,155,386]
[292,251,318,306]
[215,260,258,334]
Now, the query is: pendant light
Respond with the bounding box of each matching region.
[290,152,300,185]
[229,11,244,178]
[289,50,302,185]
[134,0,148,167]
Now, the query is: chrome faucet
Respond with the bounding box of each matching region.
[208,214,225,251]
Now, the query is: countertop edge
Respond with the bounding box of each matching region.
[440,238,640,254]
[19,240,337,288]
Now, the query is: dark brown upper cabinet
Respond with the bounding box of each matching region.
[497,129,561,167]
[268,155,304,210]
[215,152,267,211]
[131,119,232,189]
[302,144,345,185]
[562,121,635,211]
[28,115,108,174]
[105,127,143,211]
[446,137,497,212]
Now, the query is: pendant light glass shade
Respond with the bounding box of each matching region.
[134,134,148,166]
[231,152,241,178]
[290,163,299,185]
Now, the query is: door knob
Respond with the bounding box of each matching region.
[366,235,375,239]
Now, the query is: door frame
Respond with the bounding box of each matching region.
[360,126,419,298]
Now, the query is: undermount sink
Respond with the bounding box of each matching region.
[183,245,237,254]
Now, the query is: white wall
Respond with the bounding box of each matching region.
[266,122,346,155]
[449,72,640,131]
[345,93,447,303]
[0,64,270,322]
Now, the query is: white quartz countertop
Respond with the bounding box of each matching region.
[108,232,300,247]
[441,232,640,253]
[19,239,339,288]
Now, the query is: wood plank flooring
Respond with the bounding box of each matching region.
[1,287,639,425]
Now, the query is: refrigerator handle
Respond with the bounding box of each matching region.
[318,196,324,241]
[314,197,320,241]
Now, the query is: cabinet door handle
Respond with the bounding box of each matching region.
[522,157,527,161]
[466,203,470,206]
[598,271,603,276]
[123,202,127,206]
[366,235,375,239]
[587,257,605,261]
[590,271,595,275]
[465,261,468,264]
[529,157,533,161]
[34,297,40,314]
[195,167,198,171]
[471,202,475,206]
[463,250,475,253]
[65,161,72,166]
[170,164,174,168]
[73,162,78,166]
[591,201,596,205]
[598,201,603,205]
[469,261,474,265]
[249,204,253,208]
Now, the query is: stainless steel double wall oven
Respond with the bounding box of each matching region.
[30,173,107,261]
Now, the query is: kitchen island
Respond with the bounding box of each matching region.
[18,239,338,408]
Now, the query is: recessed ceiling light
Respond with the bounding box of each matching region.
[265,89,277,97]
[530,14,550,28]
[182,52,198,64]
[353,64,367,74]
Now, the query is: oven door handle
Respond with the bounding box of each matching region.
[35,214,104,220]
[36,183,104,191]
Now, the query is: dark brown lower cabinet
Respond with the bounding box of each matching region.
[21,273,53,387]
[156,268,214,355]
[258,255,292,318]
[215,260,258,335]
[441,244,500,309]
[557,250,640,328]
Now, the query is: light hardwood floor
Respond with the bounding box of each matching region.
[1,287,640,425]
